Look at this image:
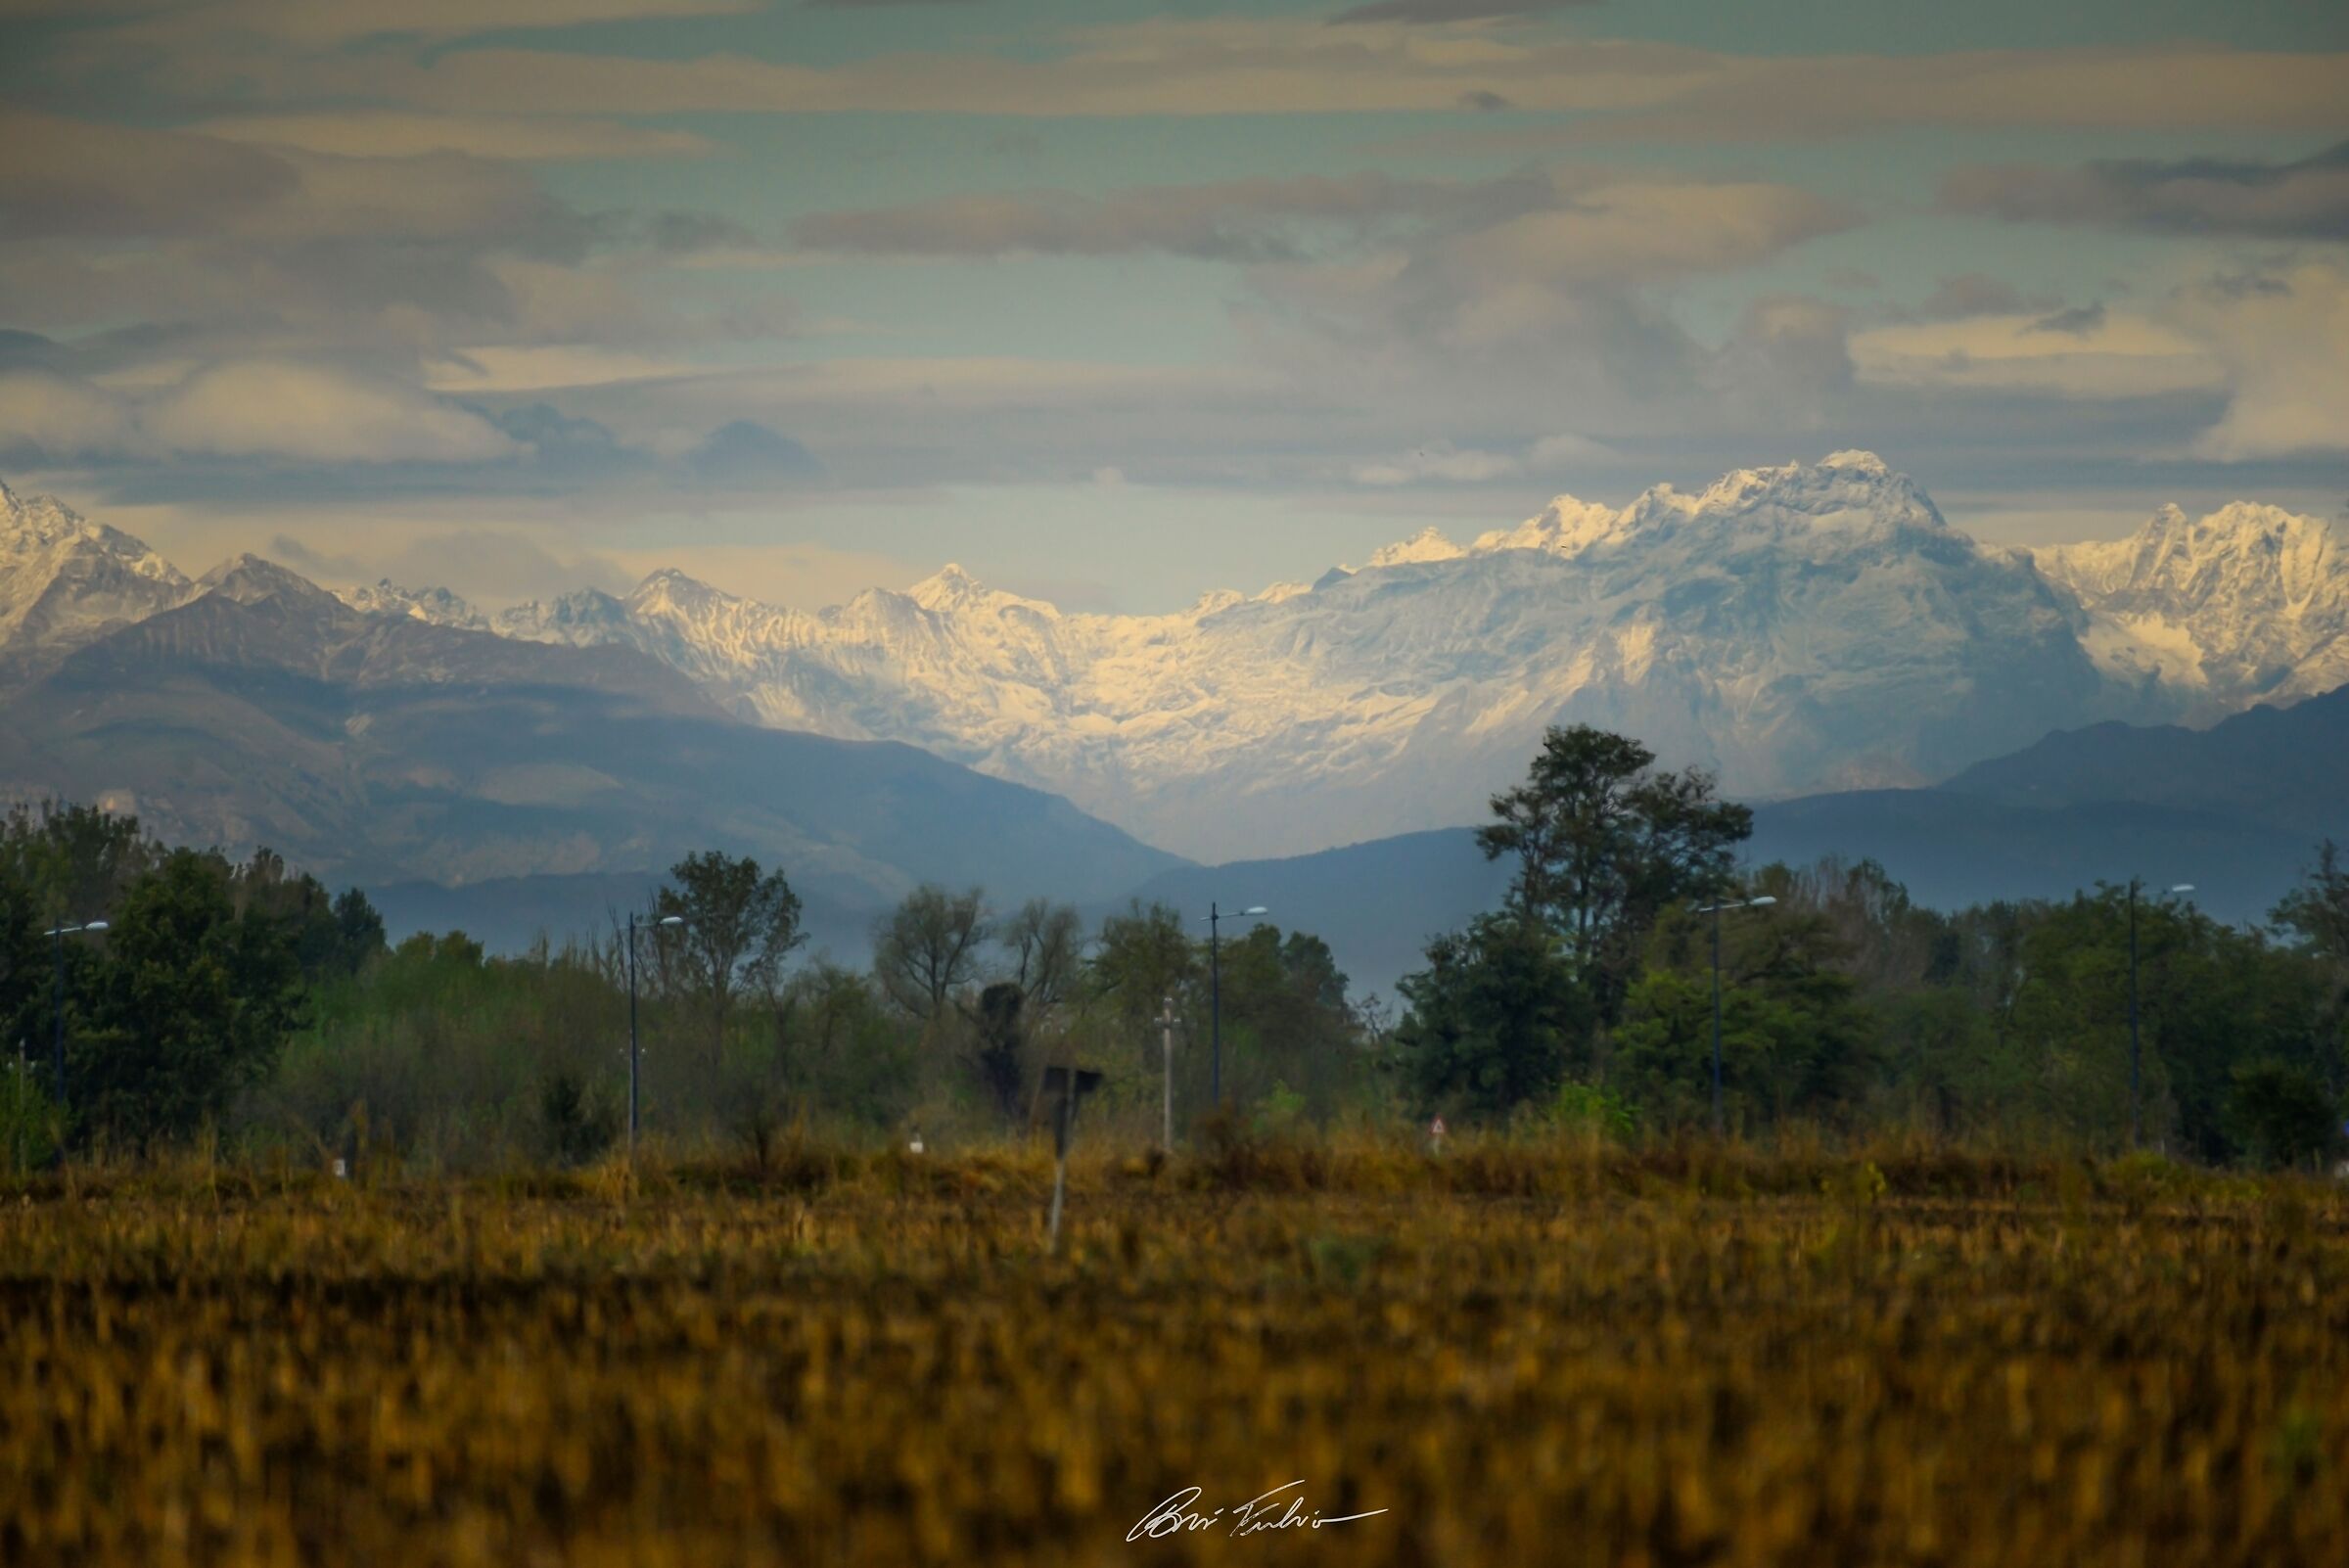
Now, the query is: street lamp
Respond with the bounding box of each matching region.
[2128,879,2193,1149]
[1199,902,1267,1109]
[625,911,685,1160]
[1158,993,1181,1154]
[44,920,108,1138]
[1692,896,1774,1138]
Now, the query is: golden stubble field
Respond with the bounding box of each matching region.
[3,1150,2346,1567]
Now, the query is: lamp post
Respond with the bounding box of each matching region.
[1159,993,1180,1153]
[1200,902,1267,1109]
[1692,896,1774,1138]
[626,911,685,1161]
[45,919,108,1130]
[2128,878,2193,1149]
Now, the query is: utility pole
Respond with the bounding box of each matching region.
[44,920,107,1150]
[627,909,641,1161]
[2128,877,2141,1149]
[1200,902,1266,1112]
[1159,993,1178,1152]
[623,910,686,1163]
[1711,900,1725,1139]
[1209,902,1222,1109]
[1694,896,1773,1140]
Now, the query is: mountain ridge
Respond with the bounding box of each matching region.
[9,458,2345,868]
[480,451,2159,859]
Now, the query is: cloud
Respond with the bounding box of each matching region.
[0,109,737,370]
[644,210,762,254]
[145,362,524,463]
[424,346,712,394]
[684,421,823,487]
[1910,274,2048,321]
[378,529,634,599]
[1330,0,1602,23]
[0,370,137,460]
[252,522,633,600]
[1349,441,1520,485]
[211,29,2348,129]
[1848,311,2221,400]
[2024,302,2106,338]
[1526,433,1614,469]
[194,112,712,161]
[793,170,1551,261]
[89,0,757,46]
[263,532,371,580]
[0,110,585,248]
[1943,140,2349,238]
[2174,263,2349,460]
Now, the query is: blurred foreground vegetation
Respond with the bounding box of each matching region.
[4,1145,2348,1565]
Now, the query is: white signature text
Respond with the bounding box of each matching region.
[1128,1481,1389,1542]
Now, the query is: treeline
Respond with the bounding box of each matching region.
[10,717,2349,1173]
[0,807,1372,1168]
[1391,726,2349,1167]
[0,805,382,1163]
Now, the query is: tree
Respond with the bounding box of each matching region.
[0,801,162,928]
[1207,925,1363,1116]
[966,981,1028,1123]
[1001,899,1083,1013]
[1613,899,1873,1130]
[331,888,388,975]
[1476,725,1752,1023]
[2229,1060,2339,1170]
[78,851,302,1150]
[2274,841,2349,1091]
[1087,900,1197,1024]
[770,963,916,1129]
[1390,915,1589,1119]
[654,851,806,1067]
[872,885,990,1020]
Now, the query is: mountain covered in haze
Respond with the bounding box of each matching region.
[484,451,2326,860]
[0,536,1181,912]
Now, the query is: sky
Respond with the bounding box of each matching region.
[0,0,2345,613]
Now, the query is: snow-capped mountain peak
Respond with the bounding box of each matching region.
[2034,499,2349,710]
[909,563,1024,615]
[339,578,487,630]
[492,587,633,644]
[1367,528,1465,569]
[198,553,348,610]
[0,478,193,656]
[1471,494,1628,558]
[12,458,2348,867]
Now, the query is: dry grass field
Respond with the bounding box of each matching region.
[4,1141,2346,1566]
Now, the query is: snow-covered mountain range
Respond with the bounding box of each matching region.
[2033,502,2349,717]
[483,451,2126,859]
[5,454,2344,863]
